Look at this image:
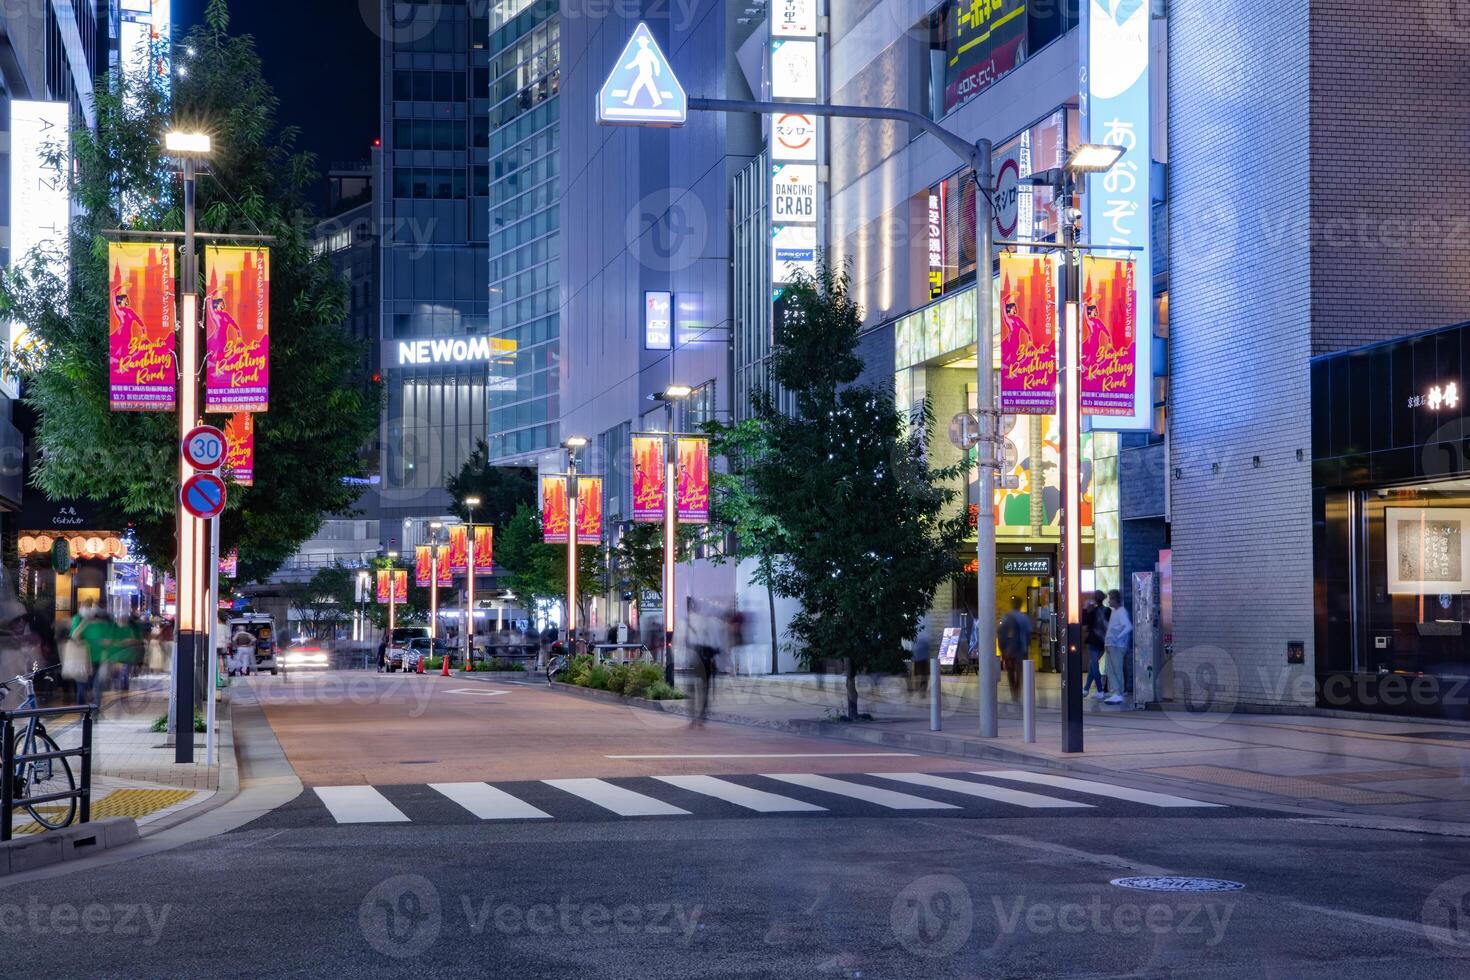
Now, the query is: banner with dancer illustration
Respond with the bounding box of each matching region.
[676,437,710,524]
[998,253,1058,415]
[1080,256,1137,417]
[541,475,570,544]
[223,412,254,486]
[577,477,604,545]
[631,436,666,523]
[376,569,407,603]
[204,245,270,413]
[107,242,176,411]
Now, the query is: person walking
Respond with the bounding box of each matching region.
[998,596,1031,701]
[687,598,720,726]
[1103,589,1132,705]
[1081,590,1110,700]
[74,607,113,709]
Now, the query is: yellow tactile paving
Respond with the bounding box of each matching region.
[6,787,196,836]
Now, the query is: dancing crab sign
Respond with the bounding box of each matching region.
[597,22,686,127]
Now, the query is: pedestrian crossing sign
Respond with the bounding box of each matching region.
[597,22,687,127]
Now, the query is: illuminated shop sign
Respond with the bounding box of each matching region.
[772,225,817,283]
[928,187,945,300]
[771,0,818,37]
[772,164,817,223]
[941,0,1026,114]
[772,113,817,161]
[770,39,817,100]
[1408,381,1460,411]
[644,291,672,350]
[397,336,516,366]
[1085,0,1153,431]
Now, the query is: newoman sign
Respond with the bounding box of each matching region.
[397,336,515,367]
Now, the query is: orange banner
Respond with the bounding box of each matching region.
[223,412,254,486]
[108,242,176,411]
[448,525,470,574]
[677,437,710,524]
[376,568,407,603]
[577,476,603,545]
[416,545,450,586]
[542,475,569,544]
[473,525,493,573]
[631,436,666,523]
[205,245,270,413]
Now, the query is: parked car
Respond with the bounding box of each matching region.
[379,626,429,672]
[403,637,455,672]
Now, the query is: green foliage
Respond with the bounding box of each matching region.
[622,662,665,699]
[644,681,684,701]
[480,657,526,672]
[568,659,674,700]
[445,439,536,529]
[558,653,593,686]
[286,564,355,638]
[0,6,379,581]
[584,664,610,690]
[495,503,601,617]
[610,522,701,601]
[151,711,206,733]
[750,262,969,718]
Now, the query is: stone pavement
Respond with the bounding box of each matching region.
[533,670,1470,828]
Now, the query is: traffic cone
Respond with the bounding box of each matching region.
[416,654,424,675]
[441,653,450,677]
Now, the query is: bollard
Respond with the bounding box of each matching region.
[1022,660,1036,743]
[929,656,941,732]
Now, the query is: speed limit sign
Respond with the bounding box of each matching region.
[183,425,227,471]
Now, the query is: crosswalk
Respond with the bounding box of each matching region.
[250,771,1234,829]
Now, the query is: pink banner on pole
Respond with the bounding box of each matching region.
[998,253,1057,415]
[205,246,270,413]
[1080,256,1138,417]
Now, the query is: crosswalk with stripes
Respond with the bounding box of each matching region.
[259,770,1232,829]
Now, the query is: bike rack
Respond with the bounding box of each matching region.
[1,705,96,842]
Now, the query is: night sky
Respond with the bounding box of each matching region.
[174,0,379,210]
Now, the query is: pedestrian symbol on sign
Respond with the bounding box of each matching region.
[597,23,687,127]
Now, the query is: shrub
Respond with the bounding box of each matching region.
[583,665,611,690]
[645,681,684,701]
[604,664,630,695]
[482,657,526,672]
[151,711,206,733]
[623,663,665,700]
[559,654,593,686]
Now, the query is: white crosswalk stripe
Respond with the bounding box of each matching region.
[314,786,411,823]
[761,773,960,810]
[431,782,552,820]
[872,772,1094,809]
[544,778,691,817]
[977,771,1225,808]
[653,775,827,813]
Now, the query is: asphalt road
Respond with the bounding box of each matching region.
[4,671,1469,978]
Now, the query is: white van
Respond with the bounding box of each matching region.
[227,614,278,675]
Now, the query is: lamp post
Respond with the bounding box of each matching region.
[429,521,445,643]
[562,437,588,650]
[164,130,211,765]
[386,549,399,640]
[464,496,481,668]
[1025,143,1126,754]
[649,385,692,684]
[357,571,369,641]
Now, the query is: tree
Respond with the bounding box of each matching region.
[444,439,536,530]
[495,503,601,628]
[749,261,969,720]
[286,565,355,639]
[361,556,434,633]
[609,522,701,601]
[0,1,379,582]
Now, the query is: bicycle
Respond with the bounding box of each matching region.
[1,664,77,831]
[545,654,566,686]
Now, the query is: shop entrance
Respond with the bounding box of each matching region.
[996,553,1059,673]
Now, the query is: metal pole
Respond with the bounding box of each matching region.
[663,421,676,686]
[929,655,941,732]
[80,709,93,823]
[567,458,578,650]
[430,548,439,641]
[1059,171,1084,754]
[1,717,13,841]
[973,141,998,739]
[465,520,475,669]
[206,516,219,766]
[173,154,200,764]
[1022,659,1036,743]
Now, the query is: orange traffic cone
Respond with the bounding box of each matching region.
[416,653,424,674]
[441,653,451,677]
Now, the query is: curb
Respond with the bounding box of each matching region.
[0,817,139,877]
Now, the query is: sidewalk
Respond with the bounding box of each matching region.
[583,671,1470,827]
[9,677,233,836]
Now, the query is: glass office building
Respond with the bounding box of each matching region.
[485,0,559,463]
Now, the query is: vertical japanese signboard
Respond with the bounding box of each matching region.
[218,549,238,577]
[448,524,470,574]
[577,476,604,545]
[676,437,710,525]
[631,436,666,523]
[998,253,1058,414]
[205,245,270,413]
[541,475,570,544]
[1080,256,1138,416]
[108,242,176,411]
[473,525,493,573]
[1085,0,1152,430]
[941,0,1027,114]
[223,411,255,486]
[770,4,822,292]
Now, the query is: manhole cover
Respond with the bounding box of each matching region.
[1110,877,1245,893]
[1386,730,1470,742]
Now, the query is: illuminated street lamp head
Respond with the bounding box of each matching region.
[562,436,589,450]
[164,131,212,156]
[387,550,399,560]
[663,384,693,400]
[430,521,443,530]
[464,496,481,508]
[1065,144,1125,174]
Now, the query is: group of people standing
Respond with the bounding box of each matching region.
[1082,589,1133,704]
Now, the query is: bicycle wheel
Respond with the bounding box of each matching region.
[13,730,76,830]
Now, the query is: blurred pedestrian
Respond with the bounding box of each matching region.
[1081,590,1110,700]
[231,628,256,676]
[998,596,1031,701]
[1103,589,1132,705]
[687,598,721,725]
[74,606,112,708]
[911,626,931,694]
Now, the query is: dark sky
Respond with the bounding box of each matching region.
[175,1,378,209]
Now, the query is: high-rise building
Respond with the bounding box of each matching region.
[375,0,496,533]
[485,0,560,463]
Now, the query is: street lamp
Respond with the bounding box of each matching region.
[1025,144,1127,753]
[561,438,589,649]
[357,571,369,642]
[429,521,444,643]
[386,550,400,641]
[164,129,212,765]
[464,496,481,668]
[648,385,692,684]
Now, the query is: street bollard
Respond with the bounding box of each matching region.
[929,656,941,732]
[1022,660,1036,743]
